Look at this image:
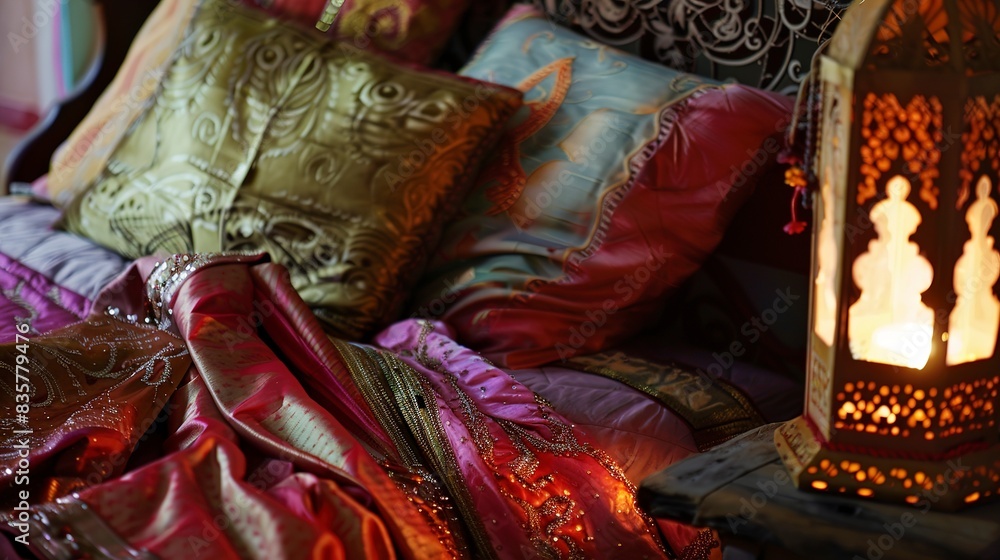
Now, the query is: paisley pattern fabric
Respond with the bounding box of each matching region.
[246,0,470,64]
[45,0,476,208]
[0,311,191,504]
[0,253,677,559]
[61,0,521,340]
[412,6,794,369]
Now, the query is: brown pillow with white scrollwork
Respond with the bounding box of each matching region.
[524,0,842,92]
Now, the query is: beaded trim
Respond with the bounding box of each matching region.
[145,252,263,329]
[678,529,720,560]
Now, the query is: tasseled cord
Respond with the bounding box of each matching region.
[779,45,827,235]
[781,154,809,235]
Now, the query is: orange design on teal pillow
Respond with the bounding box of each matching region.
[483,57,575,216]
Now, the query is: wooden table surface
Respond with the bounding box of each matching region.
[639,423,1000,560]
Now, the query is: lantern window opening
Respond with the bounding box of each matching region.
[849,175,936,370]
[948,174,1000,364]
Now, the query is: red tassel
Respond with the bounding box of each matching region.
[784,185,808,235]
[781,150,809,235]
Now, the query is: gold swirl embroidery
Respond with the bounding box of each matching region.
[65,0,521,340]
[0,315,190,489]
[332,339,470,559]
[408,321,665,559]
[569,352,766,451]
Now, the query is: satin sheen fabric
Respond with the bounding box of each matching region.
[46,0,476,207]
[61,0,521,340]
[412,6,794,369]
[2,254,676,559]
[0,253,90,341]
[0,197,130,301]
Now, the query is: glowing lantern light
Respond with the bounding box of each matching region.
[775,0,1000,510]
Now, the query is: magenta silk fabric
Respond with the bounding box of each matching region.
[375,320,667,557]
[4,255,678,558]
[0,253,90,341]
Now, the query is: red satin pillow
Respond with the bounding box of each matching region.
[450,86,792,368]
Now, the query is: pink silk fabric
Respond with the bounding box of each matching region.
[376,320,667,558]
[2,255,675,559]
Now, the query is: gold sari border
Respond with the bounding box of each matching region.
[3,494,158,560]
[331,340,481,560]
[567,351,766,451]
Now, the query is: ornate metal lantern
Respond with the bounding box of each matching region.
[775,0,1000,510]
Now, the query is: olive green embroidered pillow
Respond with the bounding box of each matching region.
[61,0,521,339]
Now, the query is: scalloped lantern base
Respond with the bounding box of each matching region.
[775,416,1000,511]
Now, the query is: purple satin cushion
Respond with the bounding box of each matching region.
[511,348,801,484]
[0,197,130,300]
[510,366,698,482]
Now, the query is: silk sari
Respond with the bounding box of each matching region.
[0,253,696,559]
